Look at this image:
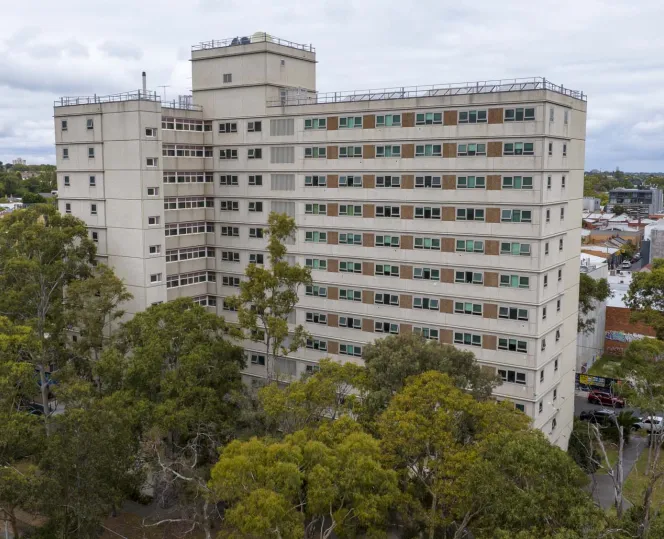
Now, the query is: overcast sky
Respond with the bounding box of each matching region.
[1,0,663,171]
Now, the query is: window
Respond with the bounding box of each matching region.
[339,204,360,216]
[541,339,546,351]
[503,142,534,156]
[549,108,554,122]
[306,313,327,326]
[543,307,547,320]
[564,110,569,125]
[146,157,158,167]
[547,176,552,189]
[223,73,232,83]
[501,209,531,223]
[148,216,160,225]
[304,175,326,187]
[145,127,156,137]
[340,175,362,187]
[546,209,551,223]
[164,172,213,184]
[221,251,240,262]
[457,208,485,221]
[250,354,266,366]
[304,147,326,158]
[413,296,440,310]
[340,288,362,302]
[415,206,441,219]
[539,402,544,414]
[305,231,327,243]
[90,204,97,215]
[375,321,399,334]
[166,246,215,262]
[454,332,482,347]
[88,147,95,158]
[500,242,531,256]
[147,186,160,196]
[219,149,238,160]
[457,143,486,156]
[91,232,98,243]
[560,207,565,220]
[415,112,442,125]
[339,116,362,128]
[499,307,529,321]
[376,235,400,247]
[456,240,484,253]
[339,146,362,158]
[455,271,483,285]
[244,227,261,239]
[148,245,161,255]
[498,369,527,385]
[515,404,526,412]
[562,175,566,188]
[414,267,439,280]
[376,175,400,188]
[500,274,530,288]
[498,338,528,353]
[376,264,400,277]
[304,118,327,130]
[64,175,70,186]
[455,301,482,316]
[248,175,263,186]
[558,269,562,282]
[376,206,400,218]
[414,237,440,250]
[340,344,362,357]
[87,119,94,130]
[220,200,239,211]
[339,260,362,273]
[220,175,239,186]
[61,120,68,130]
[340,316,361,329]
[219,122,237,133]
[165,222,214,236]
[502,176,533,189]
[552,418,557,431]
[563,144,567,157]
[248,148,262,159]
[548,142,553,156]
[457,176,485,189]
[249,253,264,265]
[306,339,327,352]
[459,110,487,123]
[415,144,441,157]
[559,238,564,251]
[376,114,401,126]
[375,292,399,306]
[339,233,362,245]
[150,273,162,283]
[248,201,263,212]
[504,107,535,122]
[305,258,327,270]
[556,329,561,342]
[65,203,71,214]
[415,175,441,188]
[62,148,69,159]
[544,275,548,288]
[306,285,327,297]
[247,121,262,132]
[410,327,438,342]
[545,243,550,255]
[554,358,559,371]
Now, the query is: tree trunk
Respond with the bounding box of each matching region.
[202,499,212,539]
[615,428,624,519]
[38,363,51,435]
[428,494,437,539]
[640,439,663,538]
[9,507,20,539]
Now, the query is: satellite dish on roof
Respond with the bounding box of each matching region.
[251,31,273,43]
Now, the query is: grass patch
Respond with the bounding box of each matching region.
[588,355,623,378]
[623,444,664,507]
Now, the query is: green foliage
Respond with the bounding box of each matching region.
[578,273,611,334]
[21,192,46,204]
[583,173,632,198]
[612,204,627,216]
[0,165,56,199]
[621,240,637,259]
[568,420,600,473]
[625,259,664,339]
[225,212,311,381]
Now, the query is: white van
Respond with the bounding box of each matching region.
[621,260,632,269]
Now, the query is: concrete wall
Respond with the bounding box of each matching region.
[577,263,608,370]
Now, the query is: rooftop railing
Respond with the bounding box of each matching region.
[267,77,586,107]
[192,33,314,53]
[55,90,159,107]
[162,100,203,111]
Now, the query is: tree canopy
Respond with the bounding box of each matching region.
[625,258,664,339]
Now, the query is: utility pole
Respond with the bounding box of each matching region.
[157,85,171,102]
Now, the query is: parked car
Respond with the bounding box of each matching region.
[633,416,664,432]
[588,390,625,408]
[580,409,616,425]
[621,260,632,269]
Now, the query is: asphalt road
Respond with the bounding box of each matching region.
[574,394,640,418]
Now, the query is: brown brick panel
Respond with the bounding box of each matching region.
[484,272,499,287]
[363,174,375,188]
[363,204,375,218]
[441,207,456,221]
[328,314,339,327]
[443,175,456,190]
[401,175,414,189]
[487,142,502,158]
[363,114,376,129]
[362,262,374,276]
[443,143,457,158]
[401,205,414,219]
[440,299,454,314]
[327,231,339,245]
[482,335,497,350]
[400,265,413,280]
[327,203,339,217]
[362,290,375,304]
[605,306,657,337]
[327,286,339,300]
[483,304,498,319]
[486,208,501,223]
[401,324,412,334]
[441,238,455,253]
[363,145,375,159]
[327,174,339,188]
[440,329,453,344]
[400,294,413,309]
[401,235,414,250]
[363,233,375,247]
[362,319,374,333]
[327,146,339,159]
[443,110,458,125]
[327,116,338,130]
[402,112,415,127]
[487,175,501,190]
[327,341,339,354]
[327,259,339,273]
[485,240,499,256]
[402,144,415,158]
[488,108,504,124]
[440,268,454,283]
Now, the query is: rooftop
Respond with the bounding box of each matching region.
[192,33,314,53]
[55,89,159,107]
[607,271,633,308]
[267,77,586,107]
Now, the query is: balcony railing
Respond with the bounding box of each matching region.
[55,90,159,107]
[267,77,586,107]
[192,33,314,53]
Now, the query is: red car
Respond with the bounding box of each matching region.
[588,390,625,408]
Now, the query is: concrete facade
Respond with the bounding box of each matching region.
[577,254,608,371]
[608,187,663,217]
[54,35,587,448]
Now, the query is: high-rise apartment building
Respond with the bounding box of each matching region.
[54,34,586,448]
